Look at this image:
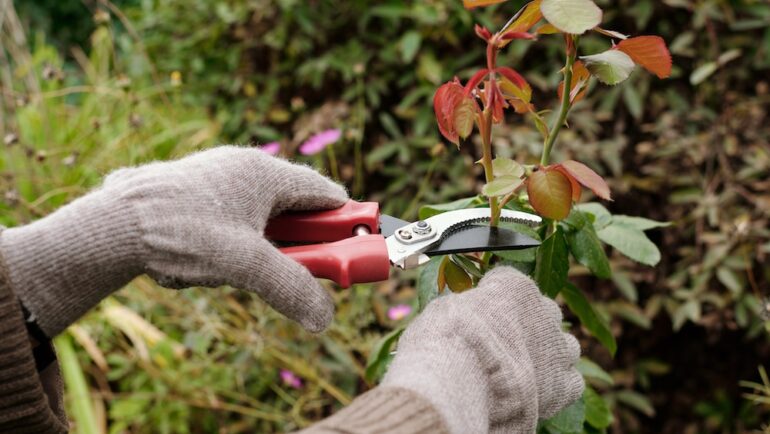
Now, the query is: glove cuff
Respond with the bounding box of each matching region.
[383,335,506,434]
[299,386,449,433]
[0,188,143,336]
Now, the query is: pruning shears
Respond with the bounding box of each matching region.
[265,200,542,287]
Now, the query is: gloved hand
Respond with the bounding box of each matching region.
[382,267,584,434]
[0,146,348,336]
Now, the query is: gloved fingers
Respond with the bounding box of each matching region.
[269,159,349,215]
[564,333,582,364]
[540,369,585,419]
[564,370,586,409]
[224,236,335,333]
[469,266,566,325]
[470,266,541,304]
[103,167,140,186]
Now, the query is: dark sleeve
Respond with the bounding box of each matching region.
[297,386,449,434]
[0,228,68,434]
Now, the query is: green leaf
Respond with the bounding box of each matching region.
[419,196,482,220]
[575,202,612,229]
[584,386,613,428]
[444,258,473,292]
[581,49,635,85]
[615,390,655,417]
[531,112,550,139]
[364,328,404,383]
[417,257,444,311]
[499,221,541,241]
[611,215,671,231]
[623,84,643,120]
[365,142,400,166]
[494,247,537,263]
[611,301,651,329]
[561,283,617,355]
[540,396,585,433]
[492,157,525,178]
[689,61,717,85]
[55,334,101,434]
[565,211,611,278]
[540,0,603,34]
[534,227,569,298]
[597,224,661,266]
[716,266,743,294]
[672,299,700,331]
[451,254,484,279]
[611,270,638,302]
[576,357,614,385]
[483,175,524,197]
[398,30,422,63]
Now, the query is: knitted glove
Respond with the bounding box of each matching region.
[382,267,584,434]
[0,146,348,336]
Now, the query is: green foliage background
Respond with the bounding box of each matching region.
[1,0,769,433]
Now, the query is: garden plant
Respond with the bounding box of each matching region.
[369,0,675,431]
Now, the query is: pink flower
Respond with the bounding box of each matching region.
[298,129,341,155]
[387,304,413,321]
[279,369,303,389]
[259,142,281,155]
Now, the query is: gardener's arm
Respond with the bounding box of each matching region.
[301,267,584,434]
[0,146,582,433]
[0,146,347,432]
[1,146,348,338]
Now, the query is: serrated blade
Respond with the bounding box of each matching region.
[385,208,542,269]
[424,224,539,256]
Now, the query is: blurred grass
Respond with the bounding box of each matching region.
[1,0,769,433]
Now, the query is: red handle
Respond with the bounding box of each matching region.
[279,234,391,287]
[266,200,380,243]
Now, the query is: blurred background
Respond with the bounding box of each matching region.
[0,0,768,433]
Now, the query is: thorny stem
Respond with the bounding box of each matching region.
[480,105,497,269]
[541,38,578,166]
[480,106,499,227]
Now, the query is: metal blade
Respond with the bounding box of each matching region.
[379,214,411,237]
[385,207,542,269]
[424,224,540,256]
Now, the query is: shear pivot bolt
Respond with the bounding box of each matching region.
[398,229,413,240]
[413,220,431,235]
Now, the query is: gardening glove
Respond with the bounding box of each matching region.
[382,266,584,434]
[0,146,348,337]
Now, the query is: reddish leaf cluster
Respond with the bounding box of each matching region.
[433,64,533,145]
[527,160,610,220]
[433,78,478,145]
